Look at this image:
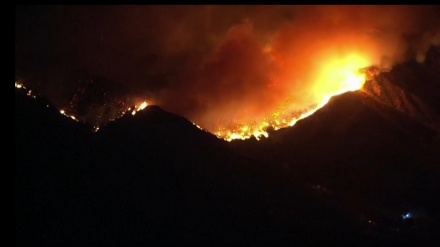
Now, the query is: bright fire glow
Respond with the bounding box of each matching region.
[214,54,369,141]
[58,109,79,122]
[15,82,25,89]
[131,101,149,115]
[138,101,148,111]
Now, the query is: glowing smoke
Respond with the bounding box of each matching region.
[15,5,440,139]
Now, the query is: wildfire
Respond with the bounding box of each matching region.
[131,101,149,115]
[16,80,150,129]
[15,81,37,99]
[15,52,369,142]
[15,82,25,89]
[214,54,369,141]
[59,109,79,122]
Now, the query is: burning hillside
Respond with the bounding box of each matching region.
[15,5,440,140]
[15,80,150,130]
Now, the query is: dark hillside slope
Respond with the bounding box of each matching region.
[231,50,440,243]
[17,91,375,245]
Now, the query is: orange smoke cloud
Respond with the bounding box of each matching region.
[15,6,440,139]
[155,5,440,139]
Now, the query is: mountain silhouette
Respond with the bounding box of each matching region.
[15,47,440,246]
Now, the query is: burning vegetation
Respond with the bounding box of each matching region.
[212,54,370,141]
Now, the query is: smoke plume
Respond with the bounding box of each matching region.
[15,5,440,134]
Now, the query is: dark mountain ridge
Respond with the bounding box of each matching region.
[16,91,368,245]
[15,46,440,245]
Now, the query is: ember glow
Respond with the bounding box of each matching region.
[15,81,36,99]
[16,80,150,128]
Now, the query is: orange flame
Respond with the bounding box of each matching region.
[214,53,369,141]
[131,101,149,115]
